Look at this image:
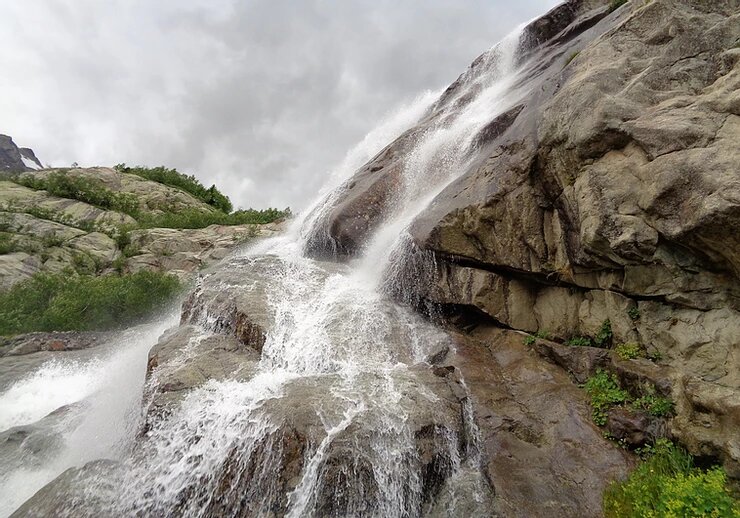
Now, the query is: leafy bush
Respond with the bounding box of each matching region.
[16,171,140,217]
[523,335,536,346]
[115,164,233,213]
[138,207,290,230]
[604,439,738,517]
[584,370,630,425]
[615,342,644,360]
[0,270,182,336]
[568,336,593,347]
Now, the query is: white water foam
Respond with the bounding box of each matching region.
[0,315,178,517]
[3,23,529,518]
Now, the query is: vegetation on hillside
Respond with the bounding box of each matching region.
[8,168,290,232]
[604,439,739,517]
[15,170,140,217]
[114,163,233,213]
[138,207,291,229]
[0,270,182,336]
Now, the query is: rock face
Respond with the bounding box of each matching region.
[306,0,740,478]
[0,134,42,175]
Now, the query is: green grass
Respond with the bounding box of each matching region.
[628,306,640,321]
[15,171,140,217]
[137,207,290,229]
[0,270,182,336]
[115,164,233,213]
[604,439,739,517]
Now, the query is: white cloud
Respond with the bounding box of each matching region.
[0,0,559,210]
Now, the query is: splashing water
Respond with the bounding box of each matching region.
[1,25,529,518]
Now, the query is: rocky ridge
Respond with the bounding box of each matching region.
[0,166,283,289]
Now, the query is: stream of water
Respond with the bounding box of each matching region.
[0,25,528,517]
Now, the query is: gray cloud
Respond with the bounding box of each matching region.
[0,0,559,210]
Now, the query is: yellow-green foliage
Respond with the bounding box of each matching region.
[604,440,739,517]
[615,342,644,360]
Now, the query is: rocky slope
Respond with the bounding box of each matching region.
[0,166,283,289]
[307,0,740,479]
[0,135,42,174]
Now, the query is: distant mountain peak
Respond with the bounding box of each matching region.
[0,134,44,174]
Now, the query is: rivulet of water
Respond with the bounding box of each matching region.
[1,23,530,518]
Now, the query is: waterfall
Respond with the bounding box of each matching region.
[0,23,528,518]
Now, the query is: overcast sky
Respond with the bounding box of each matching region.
[1,0,559,211]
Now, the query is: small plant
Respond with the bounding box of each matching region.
[633,393,674,417]
[568,336,593,347]
[523,330,551,346]
[608,0,628,13]
[111,256,126,274]
[594,319,613,348]
[583,370,630,426]
[615,342,644,360]
[603,439,738,517]
[627,306,640,321]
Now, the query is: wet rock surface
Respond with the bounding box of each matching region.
[311,0,740,478]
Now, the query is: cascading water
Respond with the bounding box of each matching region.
[0,24,529,518]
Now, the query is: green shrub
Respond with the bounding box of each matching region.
[115,164,233,213]
[594,319,613,348]
[615,342,644,360]
[584,370,630,425]
[138,207,290,230]
[15,171,140,217]
[0,270,182,336]
[523,335,536,346]
[568,336,593,347]
[604,439,738,517]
